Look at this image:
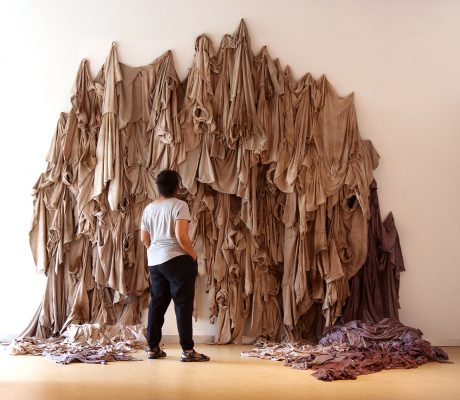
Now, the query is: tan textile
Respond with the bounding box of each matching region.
[9,324,146,364]
[25,20,381,344]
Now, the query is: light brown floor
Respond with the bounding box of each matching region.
[1,345,459,400]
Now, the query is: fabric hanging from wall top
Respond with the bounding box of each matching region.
[341,179,405,323]
[25,20,384,344]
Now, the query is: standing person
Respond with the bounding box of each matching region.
[140,169,210,362]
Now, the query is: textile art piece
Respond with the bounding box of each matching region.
[25,20,404,346]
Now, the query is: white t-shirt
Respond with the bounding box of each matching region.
[140,197,191,266]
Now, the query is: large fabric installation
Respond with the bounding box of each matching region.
[25,20,400,347]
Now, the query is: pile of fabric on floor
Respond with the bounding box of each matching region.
[242,319,450,381]
[8,324,146,364]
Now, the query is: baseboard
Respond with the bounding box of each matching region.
[3,332,459,347]
[0,333,17,345]
[424,338,460,347]
[161,335,215,344]
[160,335,256,345]
[0,334,249,346]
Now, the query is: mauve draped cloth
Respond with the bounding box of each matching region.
[341,179,405,323]
[242,319,449,381]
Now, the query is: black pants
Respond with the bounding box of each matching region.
[147,255,198,351]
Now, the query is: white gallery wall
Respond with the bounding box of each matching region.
[0,0,459,344]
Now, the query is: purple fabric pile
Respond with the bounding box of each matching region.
[8,324,146,364]
[43,348,140,365]
[311,319,449,380]
[243,319,450,381]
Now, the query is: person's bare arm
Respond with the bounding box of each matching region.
[141,230,151,249]
[175,219,197,261]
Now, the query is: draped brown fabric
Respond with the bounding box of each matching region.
[25,20,382,344]
[341,179,405,323]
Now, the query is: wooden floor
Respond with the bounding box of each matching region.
[1,345,459,400]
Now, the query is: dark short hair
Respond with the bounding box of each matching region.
[156,169,182,197]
